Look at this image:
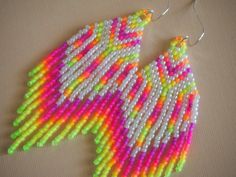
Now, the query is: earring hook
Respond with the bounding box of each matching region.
[185,0,205,47]
[151,0,170,21]
[150,0,205,47]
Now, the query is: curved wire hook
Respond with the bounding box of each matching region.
[151,0,170,21]
[150,0,205,47]
[184,0,205,47]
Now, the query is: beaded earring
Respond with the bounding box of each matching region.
[8,0,204,177]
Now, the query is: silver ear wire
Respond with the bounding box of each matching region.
[151,0,170,21]
[150,0,205,47]
[186,0,205,47]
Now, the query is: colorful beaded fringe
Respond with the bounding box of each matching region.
[8,10,200,177]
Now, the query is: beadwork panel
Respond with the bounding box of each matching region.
[0,0,235,177]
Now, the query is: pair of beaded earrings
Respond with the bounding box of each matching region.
[8,0,204,177]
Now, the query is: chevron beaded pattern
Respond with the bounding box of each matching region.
[8,10,200,177]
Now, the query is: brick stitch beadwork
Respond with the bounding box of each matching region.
[8,10,200,177]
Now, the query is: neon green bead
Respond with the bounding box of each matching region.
[130,111,137,119]
[164,171,172,177]
[67,131,77,140]
[52,126,71,144]
[164,162,174,177]
[23,144,30,151]
[133,53,139,59]
[96,144,105,154]
[28,64,43,77]
[13,120,20,127]
[13,111,30,126]
[176,158,186,172]
[17,105,25,114]
[162,88,168,96]
[168,126,174,133]
[96,147,103,154]
[7,147,15,155]
[27,72,44,87]
[14,112,40,134]
[25,82,42,98]
[81,120,95,133]
[100,136,109,146]
[37,122,60,147]
[67,124,83,139]
[95,148,108,163]
[67,61,73,67]
[36,141,44,147]
[28,71,34,77]
[27,79,36,87]
[92,121,103,134]
[52,138,60,146]
[155,168,163,177]
[93,157,102,165]
[25,123,51,149]
[9,123,38,153]
[111,46,116,51]
[81,127,89,135]
[10,130,20,139]
[94,137,100,145]
[94,83,103,93]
